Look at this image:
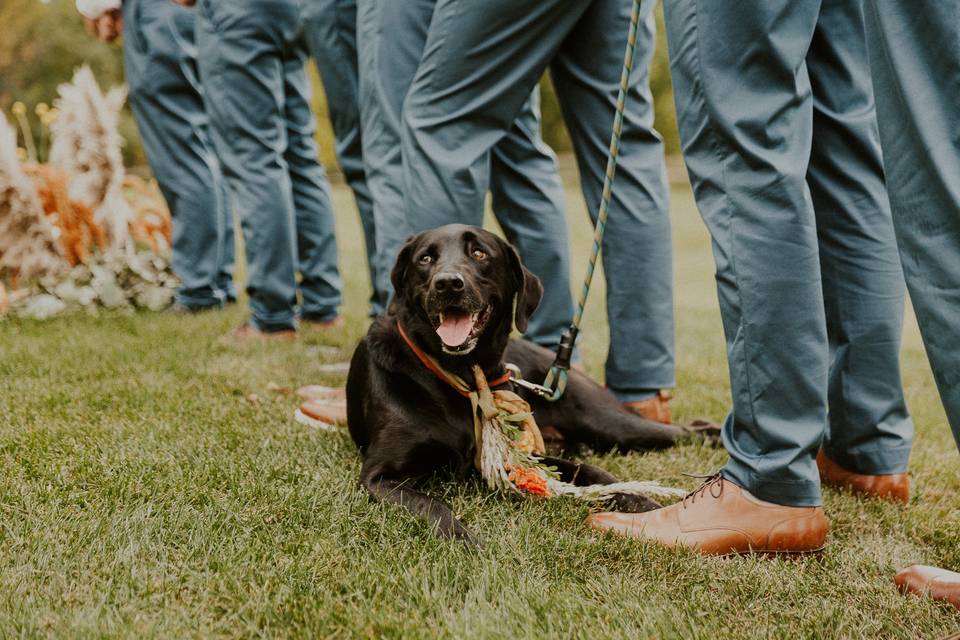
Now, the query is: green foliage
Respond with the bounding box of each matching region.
[0,0,145,166]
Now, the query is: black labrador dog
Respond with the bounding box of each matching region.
[346,224,692,541]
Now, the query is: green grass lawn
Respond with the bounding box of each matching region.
[2,178,959,639]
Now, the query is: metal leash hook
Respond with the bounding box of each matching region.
[504,363,556,398]
[537,0,641,402]
[541,324,578,401]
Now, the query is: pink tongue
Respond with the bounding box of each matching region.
[436,314,475,347]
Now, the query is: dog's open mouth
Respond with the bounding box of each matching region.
[433,305,491,354]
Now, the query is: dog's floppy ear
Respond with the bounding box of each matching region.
[504,241,543,334]
[390,234,420,297]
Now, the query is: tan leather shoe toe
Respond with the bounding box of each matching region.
[294,399,347,432]
[587,474,828,556]
[623,390,672,424]
[296,385,347,401]
[816,449,909,504]
[895,565,960,610]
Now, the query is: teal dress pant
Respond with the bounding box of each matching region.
[665,0,912,505]
[864,1,960,450]
[399,0,675,399]
[304,0,383,316]
[196,0,342,330]
[122,0,235,309]
[356,0,574,352]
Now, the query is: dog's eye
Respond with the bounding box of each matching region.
[471,249,487,261]
[418,254,433,265]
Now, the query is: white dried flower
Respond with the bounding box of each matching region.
[48,65,133,253]
[0,113,68,283]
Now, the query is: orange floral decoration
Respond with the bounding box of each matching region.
[21,165,172,264]
[24,163,105,265]
[506,465,551,497]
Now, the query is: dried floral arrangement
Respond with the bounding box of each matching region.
[0,66,176,319]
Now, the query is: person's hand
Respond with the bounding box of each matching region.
[171,0,197,6]
[83,9,123,42]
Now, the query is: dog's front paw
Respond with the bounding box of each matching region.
[435,518,483,548]
[452,525,483,548]
[605,493,662,513]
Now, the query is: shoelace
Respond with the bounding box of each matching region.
[680,472,725,508]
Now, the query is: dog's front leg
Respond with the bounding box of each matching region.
[360,465,478,544]
[540,456,662,514]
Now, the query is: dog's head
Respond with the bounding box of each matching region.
[391,224,543,356]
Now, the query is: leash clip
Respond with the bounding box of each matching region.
[537,324,579,402]
[504,363,555,398]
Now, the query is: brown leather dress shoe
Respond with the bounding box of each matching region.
[294,398,347,432]
[816,449,909,504]
[623,390,672,424]
[587,474,828,556]
[895,565,960,610]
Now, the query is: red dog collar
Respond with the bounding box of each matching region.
[397,320,512,397]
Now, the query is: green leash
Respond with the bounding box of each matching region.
[518,0,643,402]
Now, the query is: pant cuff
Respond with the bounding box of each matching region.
[299,309,340,324]
[823,443,912,476]
[606,375,676,395]
[721,459,822,507]
[249,308,296,332]
[608,388,659,403]
[176,289,226,310]
[218,284,238,302]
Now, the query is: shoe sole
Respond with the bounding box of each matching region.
[820,480,909,505]
[588,525,827,558]
[293,408,341,433]
[719,545,826,558]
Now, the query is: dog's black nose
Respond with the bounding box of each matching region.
[434,272,465,293]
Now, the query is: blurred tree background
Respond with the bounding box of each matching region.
[1,0,680,174]
[0,0,143,165]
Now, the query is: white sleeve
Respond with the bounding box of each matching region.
[76,0,122,19]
